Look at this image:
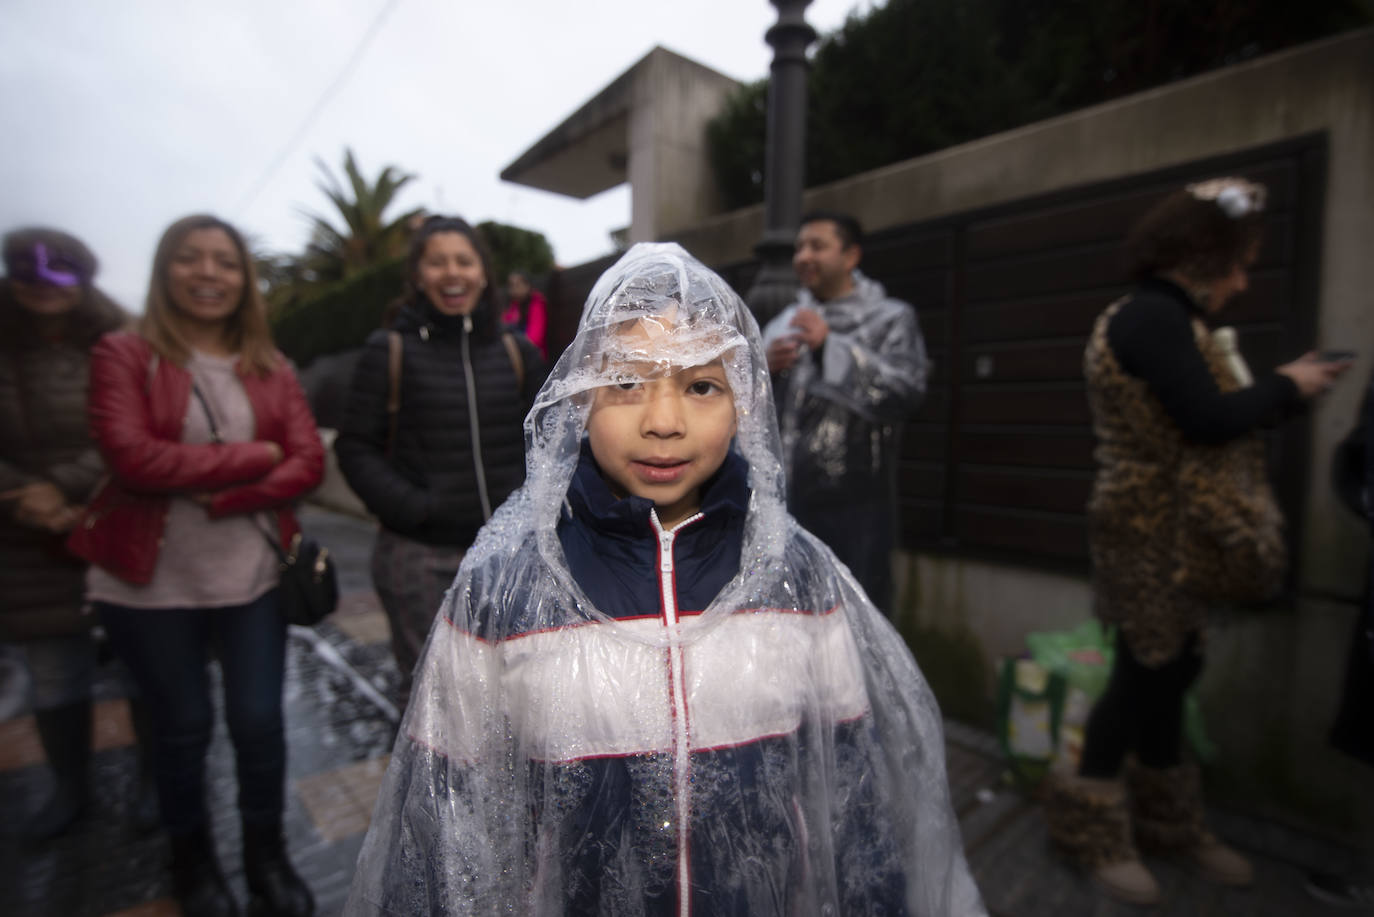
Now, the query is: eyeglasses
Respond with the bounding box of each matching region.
[1185,178,1267,219]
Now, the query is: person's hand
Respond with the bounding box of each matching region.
[262,441,284,464]
[1276,352,1352,398]
[789,308,829,349]
[8,481,71,532]
[50,503,84,533]
[767,335,802,374]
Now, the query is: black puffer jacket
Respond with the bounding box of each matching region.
[1,288,127,640]
[336,298,546,547]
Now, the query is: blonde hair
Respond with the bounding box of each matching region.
[141,214,279,376]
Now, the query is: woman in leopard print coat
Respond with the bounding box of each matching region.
[1045,179,1350,906]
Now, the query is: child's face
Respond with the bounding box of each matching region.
[586,359,738,529]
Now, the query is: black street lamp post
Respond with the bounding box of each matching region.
[745,0,817,325]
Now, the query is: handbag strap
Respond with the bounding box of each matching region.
[190,383,294,563]
[190,383,223,445]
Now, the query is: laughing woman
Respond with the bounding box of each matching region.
[68,215,323,917]
[336,215,545,709]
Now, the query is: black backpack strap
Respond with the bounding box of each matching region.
[501,331,525,393]
[386,330,403,455]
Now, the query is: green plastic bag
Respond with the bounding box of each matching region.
[1024,619,1215,771]
[997,621,1215,786]
[1025,619,1114,699]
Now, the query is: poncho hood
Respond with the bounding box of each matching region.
[468,242,792,640]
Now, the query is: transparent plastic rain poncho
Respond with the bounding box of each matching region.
[761,271,928,498]
[345,244,985,917]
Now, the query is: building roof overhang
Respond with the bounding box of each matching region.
[500,46,739,199]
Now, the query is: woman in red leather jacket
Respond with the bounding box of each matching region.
[68,214,322,917]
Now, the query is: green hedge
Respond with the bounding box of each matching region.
[270,257,405,367]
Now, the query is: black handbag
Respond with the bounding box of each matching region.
[191,384,339,626]
[268,531,339,627]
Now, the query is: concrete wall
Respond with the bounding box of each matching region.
[672,29,1374,839]
[628,51,739,243]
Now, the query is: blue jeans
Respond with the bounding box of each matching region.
[98,590,287,835]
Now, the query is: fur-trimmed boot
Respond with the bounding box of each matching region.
[1126,760,1253,887]
[1045,774,1162,906]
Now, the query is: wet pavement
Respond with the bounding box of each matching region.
[0,505,1364,916]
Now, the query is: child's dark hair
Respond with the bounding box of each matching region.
[800,210,864,250]
[389,215,500,334]
[1125,180,1266,283]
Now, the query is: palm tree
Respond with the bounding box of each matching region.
[298,148,424,286]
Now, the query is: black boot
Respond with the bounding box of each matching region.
[170,827,239,917]
[25,701,92,839]
[126,696,161,833]
[243,820,314,916]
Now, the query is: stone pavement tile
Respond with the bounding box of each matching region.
[331,590,390,646]
[338,754,389,808]
[298,772,367,843]
[945,730,1007,816]
[282,635,397,779]
[296,755,390,843]
[0,713,45,771]
[93,697,136,751]
[0,698,134,772]
[333,588,383,618]
[300,831,367,915]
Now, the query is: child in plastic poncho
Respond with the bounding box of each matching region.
[344,243,986,917]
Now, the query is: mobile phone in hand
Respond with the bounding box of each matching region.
[1317,349,1357,363]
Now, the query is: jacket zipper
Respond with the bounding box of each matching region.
[459,315,494,520]
[651,509,703,917]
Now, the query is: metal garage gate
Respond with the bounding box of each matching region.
[549,132,1327,577]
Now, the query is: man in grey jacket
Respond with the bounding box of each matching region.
[762,212,928,615]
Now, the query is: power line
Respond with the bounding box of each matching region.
[233,0,404,218]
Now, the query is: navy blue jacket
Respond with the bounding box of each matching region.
[556,441,747,620]
[528,447,906,915]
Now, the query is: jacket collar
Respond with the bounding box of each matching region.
[562,440,750,538]
[1140,274,1207,318]
[796,269,887,312]
[395,297,497,339]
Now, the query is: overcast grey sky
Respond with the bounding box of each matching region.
[2,0,868,310]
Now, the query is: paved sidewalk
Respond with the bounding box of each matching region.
[0,506,1362,916]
